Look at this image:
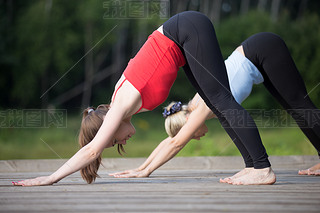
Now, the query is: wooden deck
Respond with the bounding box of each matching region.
[1,156,320,213]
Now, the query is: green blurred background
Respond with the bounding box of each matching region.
[0,0,319,160]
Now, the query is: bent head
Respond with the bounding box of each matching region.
[79,104,136,153]
[113,117,136,149]
[164,101,208,140]
[78,104,135,183]
[164,102,189,137]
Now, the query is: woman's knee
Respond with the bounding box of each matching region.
[212,95,240,114]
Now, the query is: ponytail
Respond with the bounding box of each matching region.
[78,105,108,184]
[78,104,128,183]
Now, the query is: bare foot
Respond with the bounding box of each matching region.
[228,167,276,185]
[219,168,253,183]
[303,169,320,176]
[298,163,320,176]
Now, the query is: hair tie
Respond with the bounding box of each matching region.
[162,101,182,118]
[88,108,94,114]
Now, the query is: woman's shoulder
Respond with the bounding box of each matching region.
[189,93,215,119]
[111,74,143,116]
[188,93,201,111]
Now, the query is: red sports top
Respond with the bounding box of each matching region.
[118,30,186,113]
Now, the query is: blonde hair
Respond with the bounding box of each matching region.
[78,104,125,184]
[164,102,190,137]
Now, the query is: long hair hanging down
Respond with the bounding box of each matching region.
[78,104,125,184]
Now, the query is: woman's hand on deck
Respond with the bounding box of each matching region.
[109,168,150,178]
[12,176,55,186]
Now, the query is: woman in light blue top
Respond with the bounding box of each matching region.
[111,32,320,184]
[224,48,264,104]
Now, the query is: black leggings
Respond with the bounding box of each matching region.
[242,32,320,161]
[163,11,270,168]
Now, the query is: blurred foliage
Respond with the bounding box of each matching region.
[0,0,319,111]
[1,0,320,160]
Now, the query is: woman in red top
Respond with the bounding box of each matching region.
[13,11,276,186]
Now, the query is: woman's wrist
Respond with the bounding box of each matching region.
[143,167,153,177]
[137,166,145,171]
[49,173,61,184]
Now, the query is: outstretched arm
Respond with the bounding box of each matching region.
[13,106,126,186]
[13,81,142,186]
[136,137,173,171]
[111,98,213,178]
[109,136,172,177]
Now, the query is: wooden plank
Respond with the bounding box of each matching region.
[1,156,319,172]
[1,169,320,213]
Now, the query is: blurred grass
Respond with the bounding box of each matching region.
[0,111,317,160]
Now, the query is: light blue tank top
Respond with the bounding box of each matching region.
[225,50,264,104]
